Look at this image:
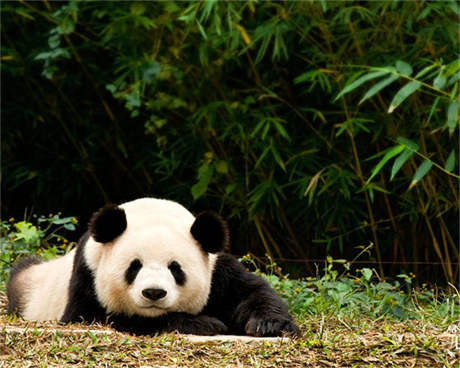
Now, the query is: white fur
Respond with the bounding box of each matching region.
[19,249,75,321]
[85,198,217,318]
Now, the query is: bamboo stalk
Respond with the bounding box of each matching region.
[348,131,384,276]
[253,216,274,259]
[278,207,307,258]
[259,221,284,259]
[418,136,455,283]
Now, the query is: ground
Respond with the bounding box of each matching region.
[0,293,457,368]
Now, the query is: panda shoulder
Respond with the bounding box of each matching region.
[214,253,244,274]
[213,253,263,286]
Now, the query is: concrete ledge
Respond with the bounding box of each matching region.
[3,327,291,343]
[3,326,117,335]
[182,334,290,343]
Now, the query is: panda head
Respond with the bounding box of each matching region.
[83,198,228,318]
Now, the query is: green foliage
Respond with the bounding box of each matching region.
[339,60,460,198]
[242,255,459,326]
[2,1,459,283]
[0,215,78,286]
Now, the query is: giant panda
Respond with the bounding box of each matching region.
[7,198,299,337]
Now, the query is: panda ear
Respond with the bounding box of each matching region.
[190,212,229,254]
[89,204,127,243]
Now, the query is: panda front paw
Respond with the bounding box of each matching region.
[179,315,228,336]
[245,315,300,337]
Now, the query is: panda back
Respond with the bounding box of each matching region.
[7,255,43,314]
[8,249,76,321]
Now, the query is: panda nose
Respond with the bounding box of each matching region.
[142,288,167,301]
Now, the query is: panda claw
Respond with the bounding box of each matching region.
[245,316,300,337]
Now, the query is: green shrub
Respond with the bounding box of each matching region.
[241,254,459,325]
[0,214,78,287]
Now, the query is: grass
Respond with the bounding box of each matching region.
[1,221,458,367]
[1,284,458,367]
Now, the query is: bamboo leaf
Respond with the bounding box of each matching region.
[320,0,327,12]
[448,71,460,87]
[409,160,433,189]
[15,8,35,20]
[270,145,286,172]
[294,70,314,84]
[359,74,398,105]
[191,164,214,200]
[251,120,266,138]
[273,120,291,141]
[417,7,431,20]
[367,145,405,183]
[390,149,414,180]
[445,150,455,173]
[427,97,440,124]
[433,74,447,90]
[365,146,395,161]
[450,81,458,99]
[48,34,60,49]
[334,70,391,101]
[235,23,251,45]
[200,0,217,22]
[396,60,412,76]
[335,120,349,137]
[445,58,460,77]
[261,121,270,140]
[449,1,460,15]
[304,169,325,205]
[195,19,207,40]
[447,101,459,133]
[415,64,437,79]
[388,81,422,113]
[255,144,272,168]
[396,137,419,151]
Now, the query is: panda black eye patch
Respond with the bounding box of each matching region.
[125,259,142,285]
[168,261,186,286]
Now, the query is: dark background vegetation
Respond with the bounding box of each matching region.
[2,1,458,283]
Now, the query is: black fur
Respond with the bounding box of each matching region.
[109,312,228,336]
[60,232,298,336]
[89,204,127,243]
[168,261,186,286]
[202,254,300,337]
[191,212,229,253]
[7,256,43,314]
[60,232,107,324]
[125,259,142,285]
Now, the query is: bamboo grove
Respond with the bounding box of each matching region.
[2,1,459,283]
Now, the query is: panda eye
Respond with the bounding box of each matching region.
[125,258,142,285]
[168,261,186,286]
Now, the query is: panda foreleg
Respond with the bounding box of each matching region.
[163,313,228,335]
[108,312,228,336]
[233,287,300,337]
[208,254,300,337]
